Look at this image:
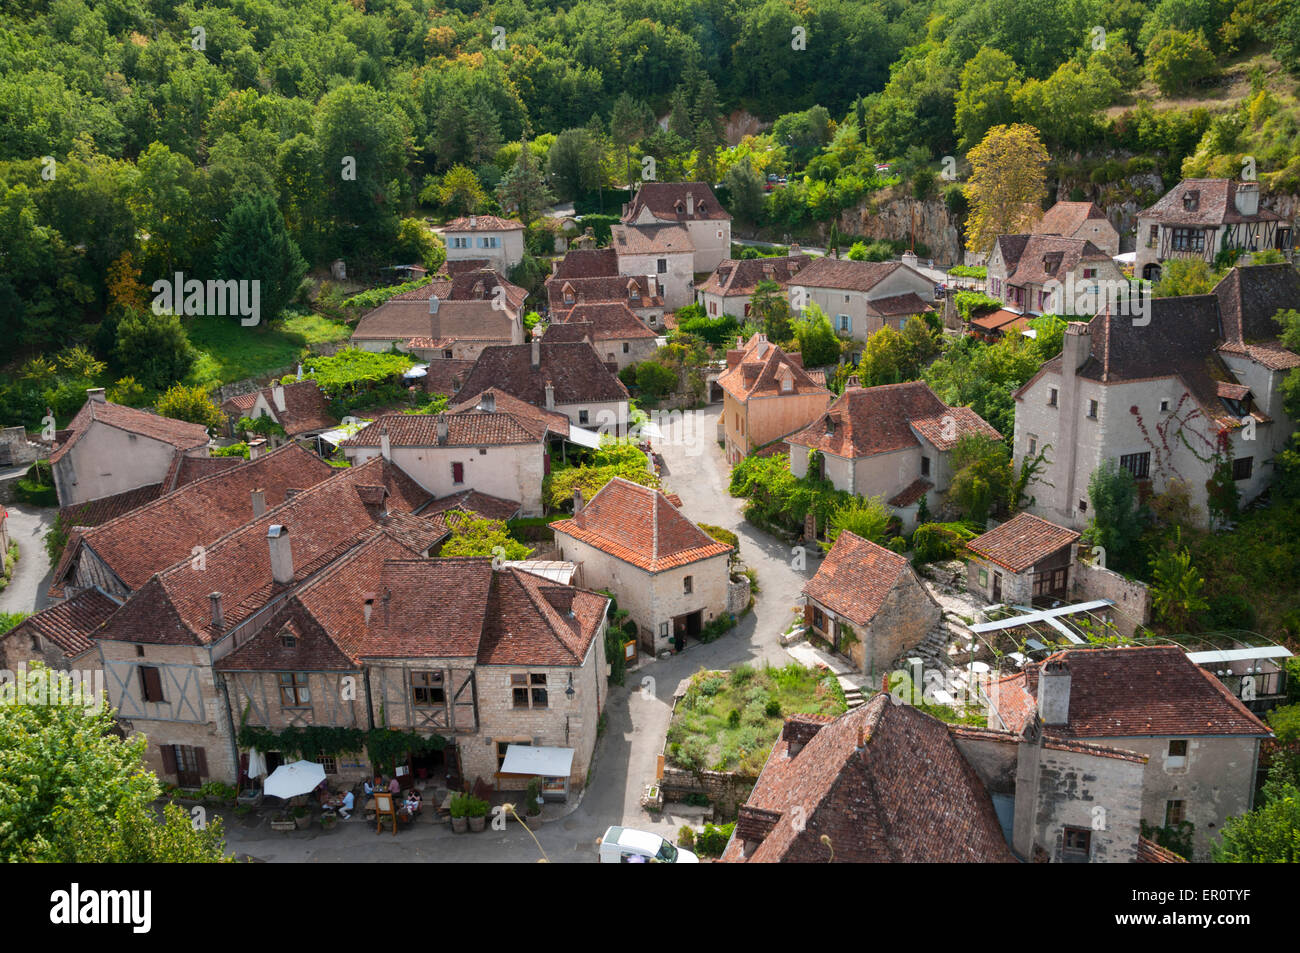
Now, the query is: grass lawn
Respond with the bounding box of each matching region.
[184,311,350,390]
[666,663,847,775]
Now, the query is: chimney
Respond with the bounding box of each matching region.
[531,338,541,368]
[382,587,391,626]
[647,275,657,298]
[846,375,861,389]
[1234,182,1259,217]
[1038,658,1072,727]
[429,294,440,314]
[468,215,477,229]
[789,243,801,257]
[573,487,584,514]
[272,385,286,413]
[379,426,391,461]
[726,349,743,369]
[251,488,266,518]
[544,380,555,410]
[436,414,449,445]
[296,364,303,380]
[208,592,224,630]
[480,391,496,413]
[363,593,376,625]
[87,387,106,403]
[267,525,294,585]
[686,191,694,216]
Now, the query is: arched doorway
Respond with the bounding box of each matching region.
[1142,263,1161,282]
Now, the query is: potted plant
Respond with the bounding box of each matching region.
[449,793,471,834]
[292,805,311,829]
[270,812,296,832]
[466,796,490,832]
[320,812,338,832]
[525,777,543,817]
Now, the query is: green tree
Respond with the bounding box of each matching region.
[1146,29,1218,95]
[214,193,308,323]
[427,165,488,216]
[636,361,678,398]
[955,48,1023,150]
[1150,531,1209,631]
[750,280,792,342]
[610,94,657,188]
[438,512,532,560]
[547,128,604,201]
[155,383,224,432]
[496,138,554,225]
[0,663,230,862]
[113,309,196,391]
[1083,460,1143,570]
[948,433,1013,525]
[963,124,1049,254]
[826,498,892,548]
[391,218,445,272]
[792,304,841,368]
[722,157,765,224]
[1154,257,1220,297]
[858,325,912,386]
[1211,763,1300,862]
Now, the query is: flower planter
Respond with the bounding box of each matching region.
[293,812,311,830]
[320,815,338,832]
[270,817,297,832]
[451,816,469,834]
[468,815,486,832]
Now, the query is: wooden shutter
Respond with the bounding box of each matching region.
[160,745,177,775]
[140,666,164,702]
[195,746,209,778]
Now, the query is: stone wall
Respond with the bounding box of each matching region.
[0,426,42,467]
[725,575,750,616]
[660,766,756,820]
[838,189,961,265]
[1069,549,1151,636]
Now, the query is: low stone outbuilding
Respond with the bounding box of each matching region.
[966,512,1081,607]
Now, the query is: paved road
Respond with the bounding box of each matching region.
[224,405,817,862]
[0,502,56,616]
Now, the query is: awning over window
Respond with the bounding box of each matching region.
[499,745,574,777]
[565,426,604,449]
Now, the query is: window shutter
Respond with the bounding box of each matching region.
[195,747,209,778]
[141,666,164,702]
[160,745,177,775]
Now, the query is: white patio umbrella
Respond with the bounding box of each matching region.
[263,760,327,800]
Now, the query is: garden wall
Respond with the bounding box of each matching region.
[1070,548,1151,637]
[660,766,756,821]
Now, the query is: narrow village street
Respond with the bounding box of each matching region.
[220,405,821,862]
[0,501,56,616]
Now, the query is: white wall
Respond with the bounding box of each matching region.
[445,230,525,269]
[54,424,202,507]
[346,443,546,515]
[617,252,695,310]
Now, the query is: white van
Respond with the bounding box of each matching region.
[598,826,700,864]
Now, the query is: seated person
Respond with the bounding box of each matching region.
[389,776,401,796]
[338,790,354,820]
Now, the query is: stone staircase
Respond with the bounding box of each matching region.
[841,683,866,710]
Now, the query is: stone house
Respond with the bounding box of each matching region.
[621,181,732,273]
[966,512,1081,607]
[717,334,832,464]
[1032,201,1120,258]
[541,301,660,371]
[801,530,941,675]
[442,214,526,270]
[50,390,212,508]
[788,257,936,354]
[986,647,1273,860]
[550,478,733,656]
[694,252,811,319]
[987,234,1128,318]
[786,381,1000,529]
[0,588,117,700]
[1135,179,1293,281]
[340,389,566,516]
[220,380,337,448]
[350,268,527,361]
[1012,274,1299,530]
[546,248,619,283]
[610,223,696,310]
[453,340,631,438]
[547,274,665,328]
[722,684,1190,864]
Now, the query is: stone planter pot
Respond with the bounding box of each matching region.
[451,816,469,833]
[320,815,338,832]
[270,817,296,832]
[468,815,487,832]
[293,812,311,830]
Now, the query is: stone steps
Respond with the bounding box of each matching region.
[842,686,866,710]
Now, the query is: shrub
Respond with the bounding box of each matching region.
[156,384,224,432]
[695,822,735,857]
[764,697,782,717]
[888,536,907,553]
[677,825,695,849]
[15,479,56,507]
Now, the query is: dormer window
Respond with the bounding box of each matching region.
[1183,191,1199,211]
[781,375,793,393]
[280,632,296,648]
[824,414,835,434]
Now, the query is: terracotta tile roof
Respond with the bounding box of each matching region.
[968,513,1080,573]
[1213,263,1300,362]
[803,531,921,626]
[6,588,120,659]
[389,268,526,312]
[1006,235,1110,287]
[91,458,433,646]
[58,483,163,531]
[1034,201,1109,237]
[546,302,657,341]
[442,258,492,274]
[695,255,811,298]
[993,234,1031,274]
[1140,179,1282,226]
[1218,339,1300,370]
[887,478,932,507]
[610,223,694,256]
[721,695,1017,863]
[423,489,522,521]
[988,647,1273,738]
[788,382,999,458]
[50,399,210,464]
[717,334,830,403]
[221,381,338,437]
[351,299,519,347]
[1136,835,1188,863]
[377,510,451,553]
[622,182,730,222]
[1041,735,1148,764]
[548,248,619,280]
[550,478,732,573]
[452,342,629,407]
[868,292,934,317]
[442,214,523,232]
[166,454,244,490]
[476,567,608,665]
[547,275,663,312]
[421,359,478,396]
[342,412,543,449]
[788,257,908,293]
[447,387,571,440]
[971,308,1030,333]
[50,443,335,597]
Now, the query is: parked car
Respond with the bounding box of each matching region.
[598,826,699,863]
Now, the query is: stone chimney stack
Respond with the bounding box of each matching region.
[248,438,267,460]
[436,414,449,445]
[251,488,266,518]
[686,191,694,216]
[86,387,107,403]
[480,391,496,413]
[1234,182,1259,217]
[1038,658,1072,727]
[272,385,287,413]
[531,338,541,368]
[846,375,861,389]
[429,294,440,314]
[209,592,224,630]
[363,593,376,625]
[379,426,391,461]
[267,524,294,585]
[544,380,555,410]
[573,487,584,515]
